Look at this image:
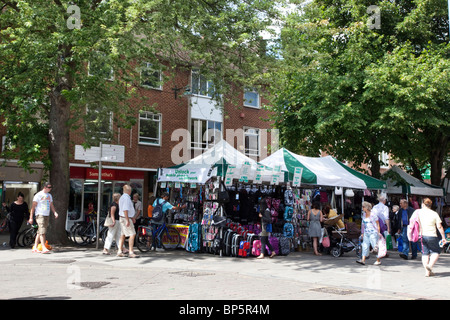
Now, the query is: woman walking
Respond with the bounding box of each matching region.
[257,198,275,259]
[357,201,382,266]
[2,192,28,249]
[415,198,447,277]
[307,202,323,256]
[103,193,122,255]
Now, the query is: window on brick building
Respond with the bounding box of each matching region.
[140,63,162,89]
[88,52,114,81]
[139,112,161,146]
[191,119,222,149]
[244,89,260,108]
[191,70,215,98]
[244,127,260,157]
[85,106,113,142]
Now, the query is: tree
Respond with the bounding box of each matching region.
[267,0,449,182]
[0,0,279,243]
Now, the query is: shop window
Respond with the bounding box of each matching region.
[139,112,161,146]
[191,119,222,149]
[68,180,83,221]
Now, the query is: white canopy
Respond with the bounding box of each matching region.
[382,165,444,197]
[260,148,386,189]
[158,140,280,184]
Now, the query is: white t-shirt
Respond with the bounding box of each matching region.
[119,193,135,219]
[372,202,389,221]
[415,208,442,237]
[33,190,53,216]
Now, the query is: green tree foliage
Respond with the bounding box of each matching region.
[0,0,280,243]
[267,0,449,183]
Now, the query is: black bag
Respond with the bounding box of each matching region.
[152,199,166,223]
[212,215,227,228]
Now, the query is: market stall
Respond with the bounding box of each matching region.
[382,165,445,213]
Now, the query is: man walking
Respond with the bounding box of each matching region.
[397,199,418,260]
[29,182,58,253]
[117,184,139,258]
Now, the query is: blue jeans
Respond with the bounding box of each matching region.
[362,232,378,257]
[151,223,163,249]
[401,226,418,258]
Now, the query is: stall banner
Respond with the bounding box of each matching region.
[254,164,265,184]
[239,161,252,183]
[158,166,216,184]
[293,167,303,187]
[271,165,282,185]
[162,224,189,249]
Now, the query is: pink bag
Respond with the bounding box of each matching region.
[322,235,330,248]
[377,236,387,258]
[252,240,261,256]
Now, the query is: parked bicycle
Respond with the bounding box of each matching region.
[136,218,181,252]
[17,223,38,247]
[71,214,107,246]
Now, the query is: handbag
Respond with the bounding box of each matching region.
[104,214,114,227]
[322,235,330,248]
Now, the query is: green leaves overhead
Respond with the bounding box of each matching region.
[267,0,449,182]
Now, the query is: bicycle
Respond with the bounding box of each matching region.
[17,223,38,247]
[136,219,181,253]
[71,214,107,246]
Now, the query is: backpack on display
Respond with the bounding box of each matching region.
[283,222,294,238]
[152,199,166,223]
[231,234,243,257]
[284,206,293,221]
[279,236,290,256]
[224,229,236,256]
[238,240,250,257]
[186,223,201,253]
[252,240,262,256]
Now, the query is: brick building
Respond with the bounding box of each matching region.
[1,64,275,227]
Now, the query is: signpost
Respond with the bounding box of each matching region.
[75,143,125,249]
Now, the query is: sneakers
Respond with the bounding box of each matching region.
[156,247,165,252]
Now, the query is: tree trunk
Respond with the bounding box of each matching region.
[47,86,71,245]
[46,49,73,245]
[429,135,448,186]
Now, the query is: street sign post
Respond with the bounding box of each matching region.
[75,144,125,249]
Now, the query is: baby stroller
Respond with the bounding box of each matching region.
[324,214,361,258]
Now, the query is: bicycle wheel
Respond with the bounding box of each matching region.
[16,228,28,247]
[22,227,37,247]
[72,223,90,246]
[161,226,181,251]
[136,226,154,253]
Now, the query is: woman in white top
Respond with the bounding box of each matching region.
[415,198,447,277]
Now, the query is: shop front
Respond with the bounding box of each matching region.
[66,165,154,232]
[0,161,44,208]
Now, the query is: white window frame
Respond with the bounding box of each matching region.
[140,62,162,90]
[87,53,114,81]
[191,69,214,98]
[138,112,162,146]
[191,119,222,150]
[243,88,260,109]
[85,106,113,139]
[244,127,260,158]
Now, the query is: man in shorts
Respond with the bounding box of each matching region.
[29,182,58,253]
[117,184,139,258]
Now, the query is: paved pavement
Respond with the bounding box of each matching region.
[1,233,449,303]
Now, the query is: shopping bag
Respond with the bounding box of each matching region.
[385,234,393,250]
[377,235,387,258]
